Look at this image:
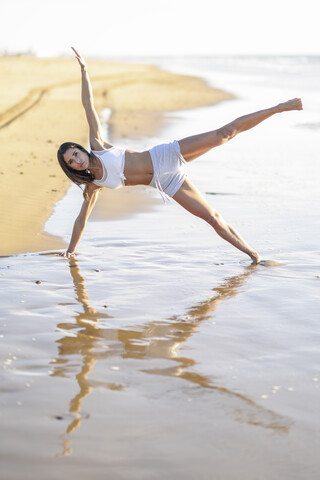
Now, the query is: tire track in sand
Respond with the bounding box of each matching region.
[0,87,47,129]
[0,73,149,130]
[0,74,117,130]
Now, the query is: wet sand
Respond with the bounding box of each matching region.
[1,232,319,479]
[0,55,232,256]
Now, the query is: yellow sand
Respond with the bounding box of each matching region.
[0,56,233,256]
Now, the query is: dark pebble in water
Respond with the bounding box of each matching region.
[95,269,101,272]
[35,280,42,284]
[103,305,108,308]
[55,416,63,420]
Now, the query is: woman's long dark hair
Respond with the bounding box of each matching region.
[57,142,96,198]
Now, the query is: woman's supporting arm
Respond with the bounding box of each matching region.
[61,186,101,258]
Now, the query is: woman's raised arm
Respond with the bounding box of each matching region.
[71,46,106,150]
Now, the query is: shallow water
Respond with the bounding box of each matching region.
[1,246,319,478]
[1,56,320,479]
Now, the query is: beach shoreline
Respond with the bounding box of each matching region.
[0,55,233,256]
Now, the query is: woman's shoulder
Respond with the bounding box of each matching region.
[103,141,115,150]
[87,181,102,193]
[91,140,115,152]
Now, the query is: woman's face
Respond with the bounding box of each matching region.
[63,147,89,171]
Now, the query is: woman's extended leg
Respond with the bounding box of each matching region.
[173,178,261,264]
[178,98,303,162]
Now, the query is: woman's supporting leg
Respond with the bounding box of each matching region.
[178,98,303,162]
[173,178,261,264]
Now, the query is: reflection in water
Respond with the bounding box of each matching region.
[51,259,291,456]
[51,258,112,455]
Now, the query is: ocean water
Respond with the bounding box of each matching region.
[1,56,319,479]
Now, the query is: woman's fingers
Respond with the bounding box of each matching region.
[71,46,80,56]
[71,46,86,64]
[59,251,76,258]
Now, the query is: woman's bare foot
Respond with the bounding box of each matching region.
[278,98,303,112]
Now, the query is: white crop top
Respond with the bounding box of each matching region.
[92,146,126,189]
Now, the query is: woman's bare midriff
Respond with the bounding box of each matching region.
[123,150,154,186]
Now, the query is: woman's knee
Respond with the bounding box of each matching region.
[202,210,224,229]
[217,125,237,144]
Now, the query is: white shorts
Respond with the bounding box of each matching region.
[148,140,187,201]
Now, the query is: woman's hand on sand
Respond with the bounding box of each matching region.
[60,250,76,258]
[71,46,87,71]
[250,252,261,265]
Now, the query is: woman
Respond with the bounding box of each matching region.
[57,47,303,263]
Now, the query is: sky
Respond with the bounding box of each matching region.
[0,0,319,58]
